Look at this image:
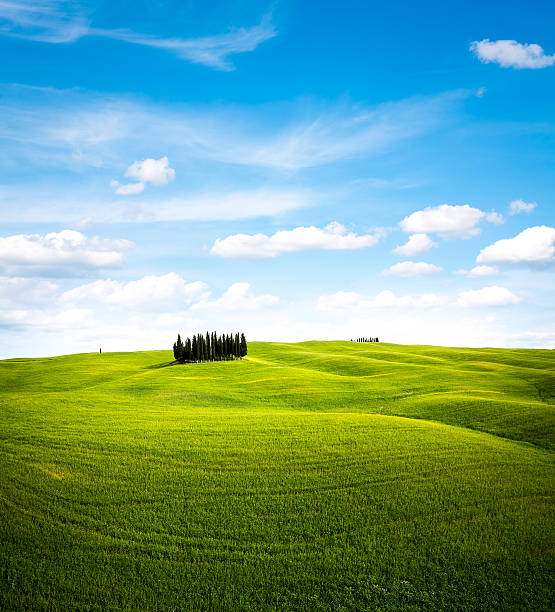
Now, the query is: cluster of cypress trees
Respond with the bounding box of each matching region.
[173,332,247,363]
[352,337,379,343]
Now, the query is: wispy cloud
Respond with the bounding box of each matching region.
[241,93,463,169]
[0,2,276,70]
[0,87,467,172]
[0,0,89,43]
[0,188,314,223]
[96,15,276,71]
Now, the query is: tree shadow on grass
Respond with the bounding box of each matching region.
[144,360,177,370]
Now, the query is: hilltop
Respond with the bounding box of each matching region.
[1,342,553,610]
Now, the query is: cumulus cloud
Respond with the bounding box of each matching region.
[456,286,520,307]
[316,285,520,313]
[190,282,278,311]
[126,156,175,185]
[382,261,443,277]
[315,289,446,312]
[111,156,175,196]
[61,273,208,309]
[486,211,504,224]
[393,233,437,256]
[0,229,133,275]
[509,199,536,215]
[477,226,555,266]
[0,272,279,355]
[0,276,59,307]
[210,222,384,259]
[399,204,495,238]
[470,39,555,69]
[110,180,145,196]
[455,265,499,278]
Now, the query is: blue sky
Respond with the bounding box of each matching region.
[1,0,554,357]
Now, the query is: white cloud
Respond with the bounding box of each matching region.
[399,204,488,238]
[1,87,465,175]
[477,226,555,266]
[509,199,536,215]
[210,222,383,259]
[0,4,276,70]
[317,285,520,313]
[111,156,175,196]
[110,179,145,196]
[0,276,59,305]
[316,289,446,312]
[457,286,520,307]
[455,265,499,278]
[1,187,313,223]
[0,273,278,355]
[0,0,90,43]
[486,211,504,224]
[245,93,461,169]
[102,15,277,71]
[190,282,278,311]
[0,229,133,274]
[382,261,443,277]
[125,156,175,186]
[470,39,555,69]
[61,273,208,308]
[393,233,436,256]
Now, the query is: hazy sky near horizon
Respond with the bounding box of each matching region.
[1,0,554,357]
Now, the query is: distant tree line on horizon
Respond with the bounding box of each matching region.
[173,332,247,363]
[351,337,379,343]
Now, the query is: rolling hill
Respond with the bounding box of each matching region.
[1,341,553,610]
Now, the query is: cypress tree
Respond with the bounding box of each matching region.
[174,334,184,362]
[240,333,247,358]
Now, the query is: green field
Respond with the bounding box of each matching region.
[1,341,554,610]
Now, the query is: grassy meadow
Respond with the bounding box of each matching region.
[0,341,554,610]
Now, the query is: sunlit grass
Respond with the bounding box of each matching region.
[1,341,553,609]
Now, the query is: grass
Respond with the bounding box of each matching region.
[0,341,553,610]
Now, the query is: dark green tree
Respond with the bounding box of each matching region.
[240,333,247,358]
[173,334,184,361]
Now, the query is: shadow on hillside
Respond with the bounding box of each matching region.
[144,361,177,370]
